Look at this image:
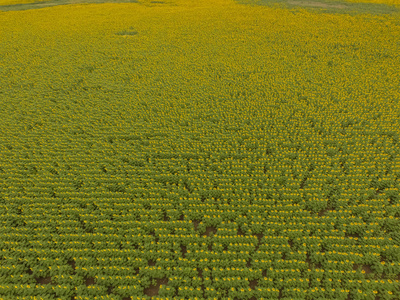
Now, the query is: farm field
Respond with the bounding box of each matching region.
[0,0,400,299]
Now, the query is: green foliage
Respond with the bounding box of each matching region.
[1,0,400,298]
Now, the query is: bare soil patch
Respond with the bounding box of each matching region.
[288,0,347,9]
[0,0,138,11]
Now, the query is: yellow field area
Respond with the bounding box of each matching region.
[0,0,400,298]
[1,0,399,94]
[1,0,400,7]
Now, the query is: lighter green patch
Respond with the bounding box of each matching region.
[238,0,399,15]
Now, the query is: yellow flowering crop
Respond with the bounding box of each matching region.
[0,0,399,298]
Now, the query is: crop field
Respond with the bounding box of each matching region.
[0,0,400,299]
